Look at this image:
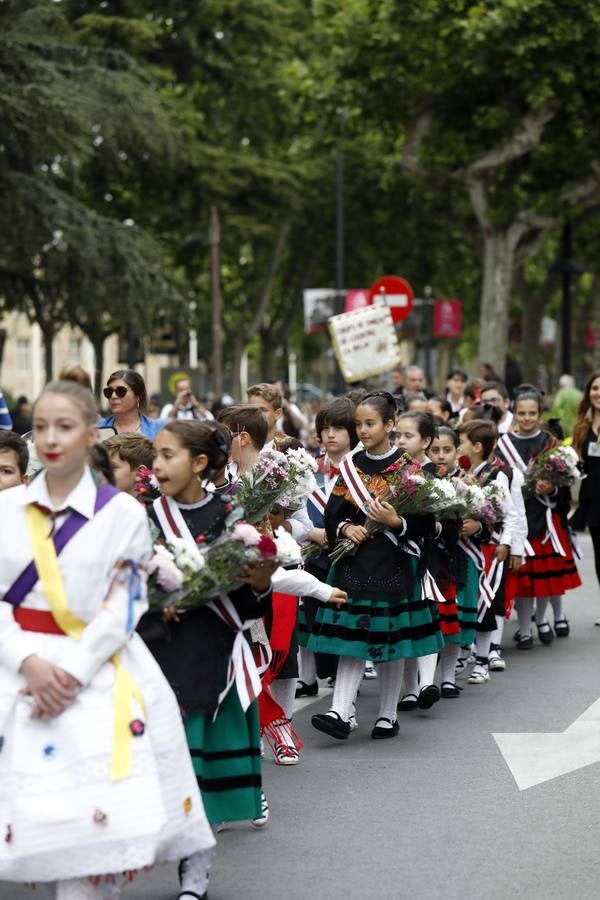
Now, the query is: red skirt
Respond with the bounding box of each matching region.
[516,515,581,598]
[438,581,460,638]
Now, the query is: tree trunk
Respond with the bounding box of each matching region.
[209,205,223,400]
[230,335,245,402]
[520,294,545,384]
[477,229,515,377]
[92,333,105,402]
[516,268,558,384]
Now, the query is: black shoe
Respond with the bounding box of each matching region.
[516,634,534,650]
[417,684,441,709]
[295,680,318,698]
[371,717,400,739]
[178,893,207,900]
[397,692,418,711]
[513,630,521,642]
[311,711,351,740]
[554,618,570,637]
[441,681,462,698]
[536,621,555,645]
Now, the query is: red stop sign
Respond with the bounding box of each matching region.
[369,276,414,323]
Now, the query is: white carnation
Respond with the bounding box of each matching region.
[274,526,302,565]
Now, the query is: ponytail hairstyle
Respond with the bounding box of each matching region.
[435,424,459,448]
[396,409,437,449]
[462,402,503,425]
[573,371,600,457]
[162,420,232,480]
[356,390,398,424]
[513,386,544,414]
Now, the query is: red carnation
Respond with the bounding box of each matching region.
[257,535,278,558]
[458,454,471,472]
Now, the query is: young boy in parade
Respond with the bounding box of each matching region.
[0,381,213,900]
[496,389,581,646]
[394,411,446,709]
[425,424,479,697]
[296,397,358,697]
[217,404,346,763]
[138,420,276,897]
[0,429,29,490]
[309,392,443,741]
[456,419,526,683]
[104,433,154,496]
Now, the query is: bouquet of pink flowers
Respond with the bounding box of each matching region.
[523,445,583,498]
[134,466,161,504]
[234,447,317,523]
[329,461,459,565]
[147,524,301,611]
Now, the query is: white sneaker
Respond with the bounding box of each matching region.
[251,791,270,828]
[273,742,300,765]
[364,661,377,679]
[489,646,506,672]
[468,663,490,684]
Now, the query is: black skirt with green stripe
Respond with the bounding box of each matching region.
[455,552,479,645]
[184,689,262,824]
[307,557,443,662]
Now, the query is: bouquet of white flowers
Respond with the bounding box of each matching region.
[234,447,317,523]
[147,524,301,611]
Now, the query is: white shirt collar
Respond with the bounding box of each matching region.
[20,466,98,518]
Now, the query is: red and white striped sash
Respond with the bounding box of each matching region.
[458,537,505,622]
[152,495,262,715]
[497,435,527,473]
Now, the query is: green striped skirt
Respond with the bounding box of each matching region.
[184,689,262,824]
[456,554,479,646]
[306,560,443,662]
[297,601,309,648]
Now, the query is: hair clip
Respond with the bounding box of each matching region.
[211,427,230,456]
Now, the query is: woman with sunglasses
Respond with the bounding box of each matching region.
[98,369,165,438]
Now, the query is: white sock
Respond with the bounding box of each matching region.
[418,653,438,688]
[515,598,534,637]
[491,614,504,646]
[180,846,216,897]
[330,656,365,721]
[376,659,405,723]
[550,595,565,622]
[534,596,550,624]
[475,631,493,663]
[440,644,460,684]
[298,647,317,685]
[270,677,296,721]
[402,657,419,696]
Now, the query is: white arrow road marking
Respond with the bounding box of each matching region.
[493,698,600,790]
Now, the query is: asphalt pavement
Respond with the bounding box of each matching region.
[3,535,600,900]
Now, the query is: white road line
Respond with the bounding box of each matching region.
[494,697,600,790]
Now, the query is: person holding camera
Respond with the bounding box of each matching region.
[160,376,214,422]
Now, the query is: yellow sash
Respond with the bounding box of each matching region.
[26,503,145,781]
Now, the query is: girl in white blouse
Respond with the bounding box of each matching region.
[0,381,214,900]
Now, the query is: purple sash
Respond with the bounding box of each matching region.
[3,485,119,609]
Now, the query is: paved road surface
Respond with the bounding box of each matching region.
[3,535,600,899]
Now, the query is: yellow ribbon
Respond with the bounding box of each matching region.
[26,503,145,781]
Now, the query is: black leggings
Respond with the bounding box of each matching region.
[590,527,600,591]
